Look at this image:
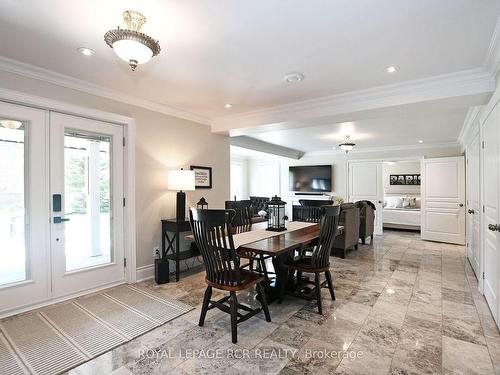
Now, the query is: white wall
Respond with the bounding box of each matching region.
[248,159,281,197]
[230,156,249,200]
[383,161,421,196]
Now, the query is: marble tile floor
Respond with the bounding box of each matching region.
[67,230,500,375]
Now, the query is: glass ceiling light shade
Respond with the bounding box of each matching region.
[0,120,23,129]
[339,135,356,153]
[104,10,161,71]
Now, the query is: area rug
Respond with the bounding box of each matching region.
[0,284,193,375]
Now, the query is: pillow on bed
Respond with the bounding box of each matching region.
[385,197,403,208]
[409,197,417,208]
[402,197,411,208]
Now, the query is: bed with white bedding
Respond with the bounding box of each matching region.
[383,196,421,230]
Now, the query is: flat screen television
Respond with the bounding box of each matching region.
[289,165,332,193]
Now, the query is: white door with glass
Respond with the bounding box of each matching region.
[50,113,124,298]
[421,156,466,245]
[348,161,384,235]
[0,102,49,313]
[482,104,500,324]
[0,104,125,314]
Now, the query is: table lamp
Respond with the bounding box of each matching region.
[168,168,195,220]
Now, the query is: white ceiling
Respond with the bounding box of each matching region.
[0,0,499,121]
[243,107,468,153]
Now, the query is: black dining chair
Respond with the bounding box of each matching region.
[229,206,252,234]
[293,205,323,223]
[189,208,271,344]
[283,205,340,314]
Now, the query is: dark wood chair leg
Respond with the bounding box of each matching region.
[370,234,374,243]
[355,244,359,250]
[362,238,366,245]
[229,291,238,344]
[278,272,287,304]
[315,273,323,314]
[249,258,254,272]
[325,270,335,301]
[199,286,212,326]
[256,282,271,322]
[342,249,346,259]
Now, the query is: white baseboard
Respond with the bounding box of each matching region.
[136,264,155,282]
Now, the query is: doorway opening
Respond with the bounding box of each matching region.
[382,160,422,232]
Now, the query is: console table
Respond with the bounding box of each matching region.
[161,219,198,282]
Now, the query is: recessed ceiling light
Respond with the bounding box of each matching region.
[77,47,95,56]
[224,104,233,109]
[384,65,399,73]
[418,140,424,144]
[284,72,305,83]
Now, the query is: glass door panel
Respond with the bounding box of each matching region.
[64,132,112,271]
[0,102,49,315]
[0,120,26,285]
[50,113,124,299]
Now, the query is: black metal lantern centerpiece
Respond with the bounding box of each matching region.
[266,195,287,232]
[196,197,208,209]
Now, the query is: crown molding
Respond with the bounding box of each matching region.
[303,142,460,157]
[211,68,495,132]
[0,56,211,125]
[485,17,500,78]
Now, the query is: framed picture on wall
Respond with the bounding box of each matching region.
[190,166,212,189]
[390,174,421,186]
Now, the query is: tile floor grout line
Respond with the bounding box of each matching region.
[464,256,497,371]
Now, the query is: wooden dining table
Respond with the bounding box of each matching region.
[186,221,344,303]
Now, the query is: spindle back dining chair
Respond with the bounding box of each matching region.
[189,208,271,343]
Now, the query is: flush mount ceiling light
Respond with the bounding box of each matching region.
[384,65,399,73]
[77,47,95,56]
[418,140,424,143]
[104,10,161,71]
[284,72,305,83]
[224,103,233,109]
[0,120,23,129]
[338,135,356,153]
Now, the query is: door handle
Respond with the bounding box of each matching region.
[468,209,475,214]
[53,217,70,224]
[488,224,499,232]
[459,203,464,207]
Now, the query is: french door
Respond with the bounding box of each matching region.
[0,103,125,315]
[348,161,384,235]
[50,113,124,298]
[0,102,49,313]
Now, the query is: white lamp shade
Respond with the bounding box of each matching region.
[168,169,195,191]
